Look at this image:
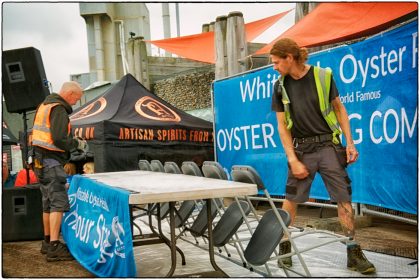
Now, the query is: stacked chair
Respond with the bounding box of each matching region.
[163,162,197,236]
[201,161,251,266]
[136,159,349,277]
[179,161,223,243]
[150,159,165,172]
[231,165,349,277]
[138,159,152,171]
[136,159,186,265]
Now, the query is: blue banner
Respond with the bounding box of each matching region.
[62,175,136,277]
[213,21,418,214]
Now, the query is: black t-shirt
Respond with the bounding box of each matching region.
[271,66,339,138]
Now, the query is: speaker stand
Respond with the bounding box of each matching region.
[21,110,30,185]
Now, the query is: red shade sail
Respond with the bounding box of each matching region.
[255,2,417,55]
[148,9,292,63]
[245,9,292,42]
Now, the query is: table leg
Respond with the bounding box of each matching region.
[155,204,186,266]
[166,201,177,277]
[129,205,134,238]
[206,198,228,277]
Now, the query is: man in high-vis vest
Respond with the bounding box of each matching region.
[270,38,375,274]
[32,81,86,262]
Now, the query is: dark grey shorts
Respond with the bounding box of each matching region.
[35,165,70,213]
[285,145,352,203]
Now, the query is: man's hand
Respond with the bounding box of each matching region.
[289,160,309,179]
[346,144,359,164]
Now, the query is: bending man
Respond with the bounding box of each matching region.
[32,81,86,261]
[270,38,375,274]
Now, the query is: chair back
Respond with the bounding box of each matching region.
[174,200,196,228]
[202,161,228,180]
[164,161,182,174]
[244,208,291,266]
[181,161,203,177]
[148,202,170,219]
[231,165,265,190]
[189,200,220,237]
[138,160,152,171]
[212,200,251,247]
[150,160,165,172]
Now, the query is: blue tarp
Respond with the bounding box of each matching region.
[213,21,418,214]
[62,175,136,277]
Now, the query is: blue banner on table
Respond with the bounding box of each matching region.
[62,175,136,277]
[212,21,417,214]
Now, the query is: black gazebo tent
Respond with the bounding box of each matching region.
[2,121,19,145]
[70,74,214,172]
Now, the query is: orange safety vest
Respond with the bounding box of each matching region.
[32,103,71,152]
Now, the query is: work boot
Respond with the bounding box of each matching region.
[277,240,292,268]
[40,240,50,254]
[46,241,74,262]
[347,244,376,274]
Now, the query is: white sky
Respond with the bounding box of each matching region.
[2,2,296,90]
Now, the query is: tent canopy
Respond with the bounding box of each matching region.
[70,74,214,172]
[148,9,292,63]
[2,121,18,145]
[255,2,417,54]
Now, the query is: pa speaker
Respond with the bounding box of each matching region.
[2,47,50,113]
[2,185,44,242]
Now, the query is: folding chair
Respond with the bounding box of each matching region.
[201,161,254,263]
[181,161,203,177]
[202,161,230,208]
[186,199,221,238]
[138,159,152,171]
[131,160,155,236]
[179,161,226,245]
[164,161,197,233]
[131,160,185,262]
[209,200,253,267]
[212,200,251,247]
[138,160,169,218]
[150,159,165,172]
[164,161,182,174]
[202,161,228,180]
[243,208,291,276]
[231,165,350,277]
[174,200,196,228]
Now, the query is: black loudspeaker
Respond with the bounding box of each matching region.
[2,47,50,113]
[2,186,44,242]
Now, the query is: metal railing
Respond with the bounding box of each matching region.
[247,195,417,225]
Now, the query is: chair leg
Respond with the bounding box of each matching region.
[234,197,255,236]
[264,263,273,277]
[233,232,247,267]
[245,196,261,222]
[263,189,311,277]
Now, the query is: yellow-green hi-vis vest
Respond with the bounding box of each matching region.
[279,66,341,144]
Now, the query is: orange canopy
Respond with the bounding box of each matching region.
[255,2,417,54]
[148,9,292,63]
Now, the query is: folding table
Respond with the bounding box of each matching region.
[85,170,257,277]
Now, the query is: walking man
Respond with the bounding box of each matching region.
[270,38,375,274]
[32,81,86,261]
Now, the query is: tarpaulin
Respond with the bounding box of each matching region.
[213,21,418,214]
[62,175,136,277]
[148,10,292,63]
[255,2,417,54]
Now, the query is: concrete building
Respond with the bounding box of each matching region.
[78,3,151,85]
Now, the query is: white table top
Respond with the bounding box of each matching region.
[84,170,258,204]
